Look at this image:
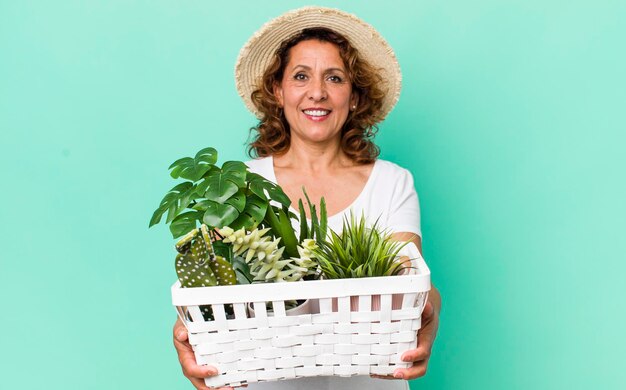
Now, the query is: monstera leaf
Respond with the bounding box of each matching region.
[169,211,202,238]
[150,146,300,242]
[201,200,239,228]
[149,182,196,227]
[229,194,268,230]
[247,172,291,207]
[225,189,246,212]
[168,147,218,181]
[197,171,241,203]
[221,161,247,184]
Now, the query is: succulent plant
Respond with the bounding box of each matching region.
[220,226,286,282]
[288,239,321,280]
[220,226,278,262]
[313,212,410,279]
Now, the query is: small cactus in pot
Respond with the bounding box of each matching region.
[174,225,237,320]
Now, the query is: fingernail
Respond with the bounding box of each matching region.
[176,330,185,340]
[394,371,404,379]
[206,368,218,376]
[402,354,411,362]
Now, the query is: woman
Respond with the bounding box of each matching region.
[174,7,441,389]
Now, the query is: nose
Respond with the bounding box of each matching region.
[308,77,327,101]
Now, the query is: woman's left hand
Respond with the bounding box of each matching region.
[371,291,440,381]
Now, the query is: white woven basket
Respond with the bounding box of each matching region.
[172,243,430,388]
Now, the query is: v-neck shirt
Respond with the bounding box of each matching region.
[245,156,421,237]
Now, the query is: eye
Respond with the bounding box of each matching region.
[294,72,307,81]
[327,75,343,83]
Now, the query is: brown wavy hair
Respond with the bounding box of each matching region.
[248,27,386,164]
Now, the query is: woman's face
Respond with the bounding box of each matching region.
[274,39,355,146]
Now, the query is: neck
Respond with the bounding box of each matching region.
[276,137,352,172]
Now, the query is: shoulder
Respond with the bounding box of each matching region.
[244,156,272,175]
[373,159,415,183]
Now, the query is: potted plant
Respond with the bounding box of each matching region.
[150,147,431,388]
[313,212,412,311]
[149,146,326,317]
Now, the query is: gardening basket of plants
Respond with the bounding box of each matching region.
[151,147,431,388]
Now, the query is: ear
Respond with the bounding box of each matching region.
[273,83,284,107]
[350,93,358,110]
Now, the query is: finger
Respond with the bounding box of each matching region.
[179,350,217,379]
[370,374,397,380]
[188,376,209,389]
[174,319,189,342]
[393,359,429,380]
[422,301,434,319]
[401,304,438,363]
[401,346,430,363]
[190,375,239,390]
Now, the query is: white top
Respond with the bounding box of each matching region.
[243,156,421,390]
[245,156,421,237]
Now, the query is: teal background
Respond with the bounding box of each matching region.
[1,1,625,389]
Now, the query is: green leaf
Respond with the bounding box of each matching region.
[212,240,232,261]
[199,171,240,204]
[298,198,308,242]
[264,205,282,238]
[278,208,299,258]
[248,172,291,207]
[169,211,202,239]
[310,204,319,244]
[231,256,253,285]
[149,182,195,227]
[301,187,321,243]
[320,197,328,241]
[202,201,239,228]
[191,200,211,212]
[237,194,268,229]
[224,189,246,213]
[222,161,247,186]
[168,147,218,181]
[176,252,218,287]
[312,212,407,279]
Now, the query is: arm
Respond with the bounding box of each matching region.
[372,232,441,380]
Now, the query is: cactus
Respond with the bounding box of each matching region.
[175,224,237,288]
[174,224,237,321]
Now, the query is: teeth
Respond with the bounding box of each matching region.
[303,109,330,116]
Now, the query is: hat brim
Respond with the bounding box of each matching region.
[235,6,401,121]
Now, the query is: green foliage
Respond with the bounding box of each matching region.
[149,146,291,239]
[313,212,409,279]
[298,188,328,245]
[174,225,237,287]
[263,205,299,258]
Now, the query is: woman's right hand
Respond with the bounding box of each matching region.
[173,318,235,390]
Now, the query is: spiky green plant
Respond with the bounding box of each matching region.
[313,213,410,279]
[297,188,328,245]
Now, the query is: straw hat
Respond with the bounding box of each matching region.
[235,6,402,121]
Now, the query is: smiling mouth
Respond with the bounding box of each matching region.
[302,109,331,117]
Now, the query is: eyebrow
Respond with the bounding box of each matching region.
[291,65,347,74]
